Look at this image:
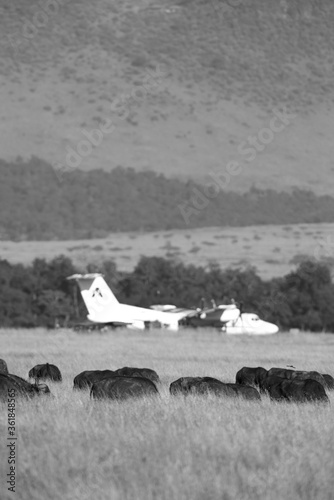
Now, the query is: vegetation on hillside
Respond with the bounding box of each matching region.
[1,254,334,332]
[2,0,334,111]
[1,1,334,194]
[2,158,334,240]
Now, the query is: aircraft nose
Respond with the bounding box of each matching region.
[268,323,279,334]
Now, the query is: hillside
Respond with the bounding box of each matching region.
[1,1,334,193]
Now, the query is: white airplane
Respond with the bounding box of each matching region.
[67,273,192,330]
[223,312,279,335]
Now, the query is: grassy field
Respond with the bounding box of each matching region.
[1,222,333,279]
[0,328,333,500]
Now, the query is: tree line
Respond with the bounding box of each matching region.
[2,157,334,240]
[0,255,334,332]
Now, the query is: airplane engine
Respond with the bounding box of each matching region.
[219,308,240,322]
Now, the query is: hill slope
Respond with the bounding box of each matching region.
[1,0,334,193]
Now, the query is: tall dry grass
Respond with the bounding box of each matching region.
[0,328,333,500]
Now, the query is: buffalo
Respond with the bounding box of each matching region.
[225,383,261,401]
[0,358,8,374]
[259,374,287,400]
[260,374,329,403]
[170,377,245,398]
[267,367,295,379]
[29,363,62,382]
[114,367,160,383]
[73,370,116,390]
[0,373,51,401]
[322,374,334,390]
[280,378,329,403]
[291,370,326,386]
[235,367,268,389]
[169,377,224,396]
[90,376,159,400]
[268,368,326,387]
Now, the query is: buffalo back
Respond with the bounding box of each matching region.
[91,376,159,400]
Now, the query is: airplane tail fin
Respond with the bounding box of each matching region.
[67,273,119,322]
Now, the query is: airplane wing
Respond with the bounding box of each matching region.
[150,304,177,312]
[166,308,199,320]
[150,304,198,321]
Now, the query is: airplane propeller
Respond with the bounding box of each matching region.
[200,297,206,311]
[232,300,244,329]
[239,301,244,332]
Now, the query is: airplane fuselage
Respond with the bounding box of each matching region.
[88,303,182,330]
[224,314,279,335]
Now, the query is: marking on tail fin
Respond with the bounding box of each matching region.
[67,273,119,321]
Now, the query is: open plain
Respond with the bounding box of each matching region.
[1,222,334,280]
[0,328,333,500]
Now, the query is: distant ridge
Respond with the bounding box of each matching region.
[2,158,334,240]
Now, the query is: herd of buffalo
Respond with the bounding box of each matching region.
[0,358,333,404]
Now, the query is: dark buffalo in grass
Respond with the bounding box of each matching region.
[235,367,268,389]
[322,374,334,390]
[73,370,116,390]
[170,377,236,398]
[267,368,296,379]
[29,363,62,382]
[259,374,287,400]
[291,370,326,386]
[280,379,329,403]
[0,373,51,401]
[268,368,326,387]
[90,376,159,400]
[170,377,216,396]
[0,359,8,374]
[225,383,261,401]
[114,367,160,383]
[260,374,329,403]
